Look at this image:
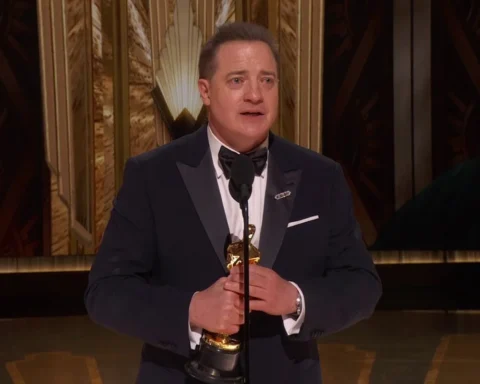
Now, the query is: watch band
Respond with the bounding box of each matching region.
[294,293,302,317]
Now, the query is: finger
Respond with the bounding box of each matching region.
[227,272,242,282]
[234,294,245,310]
[249,264,274,278]
[225,325,240,335]
[235,297,252,313]
[230,273,268,289]
[250,264,271,280]
[232,307,244,325]
[228,265,243,276]
[229,264,265,276]
[249,299,267,312]
[225,281,268,300]
[247,285,268,300]
[248,264,267,274]
[224,281,244,295]
[227,268,269,289]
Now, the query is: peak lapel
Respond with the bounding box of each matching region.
[259,153,301,269]
[176,128,230,273]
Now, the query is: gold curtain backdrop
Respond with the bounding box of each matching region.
[30,0,478,272]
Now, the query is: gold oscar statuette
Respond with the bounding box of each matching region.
[185,224,261,383]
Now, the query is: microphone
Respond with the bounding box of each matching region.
[229,154,255,206]
[228,154,255,384]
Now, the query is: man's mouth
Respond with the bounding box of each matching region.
[240,112,264,116]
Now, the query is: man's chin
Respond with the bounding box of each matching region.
[239,121,270,136]
[238,131,269,151]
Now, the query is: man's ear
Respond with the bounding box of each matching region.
[198,79,211,106]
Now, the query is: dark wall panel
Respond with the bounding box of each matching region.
[322,0,394,243]
[0,0,50,257]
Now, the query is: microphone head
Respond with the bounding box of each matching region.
[229,154,255,203]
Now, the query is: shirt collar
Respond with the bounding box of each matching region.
[207,124,268,179]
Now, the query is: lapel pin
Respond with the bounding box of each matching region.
[274,190,291,200]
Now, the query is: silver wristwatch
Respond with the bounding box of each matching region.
[294,293,302,317]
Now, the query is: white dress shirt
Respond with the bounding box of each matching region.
[188,126,306,349]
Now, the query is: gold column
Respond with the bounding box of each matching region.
[111,0,130,189]
[92,0,115,248]
[38,0,97,255]
[38,0,70,255]
[37,1,68,255]
[99,0,120,251]
[66,0,95,252]
[309,0,325,153]
[149,0,173,146]
[278,0,297,143]
[294,0,324,152]
[37,0,130,254]
[128,0,157,157]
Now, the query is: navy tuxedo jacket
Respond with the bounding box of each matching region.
[85,125,382,383]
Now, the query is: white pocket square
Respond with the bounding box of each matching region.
[287,215,319,228]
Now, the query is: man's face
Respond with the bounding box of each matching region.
[198,40,279,152]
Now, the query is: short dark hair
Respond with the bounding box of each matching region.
[198,21,280,80]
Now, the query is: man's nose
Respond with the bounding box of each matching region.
[244,81,263,103]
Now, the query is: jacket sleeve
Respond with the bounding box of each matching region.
[84,157,195,357]
[292,163,382,341]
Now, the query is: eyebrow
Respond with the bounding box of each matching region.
[225,70,277,78]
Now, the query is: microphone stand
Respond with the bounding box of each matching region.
[240,187,250,384]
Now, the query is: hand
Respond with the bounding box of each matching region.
[224,264,298,316]
[189,277,244,335]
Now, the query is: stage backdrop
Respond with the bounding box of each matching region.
[0,0,478,267]
[33,0,326,260]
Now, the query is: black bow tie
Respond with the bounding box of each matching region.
[218,145,268,179]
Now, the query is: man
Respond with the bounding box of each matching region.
[85,21,382,383]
